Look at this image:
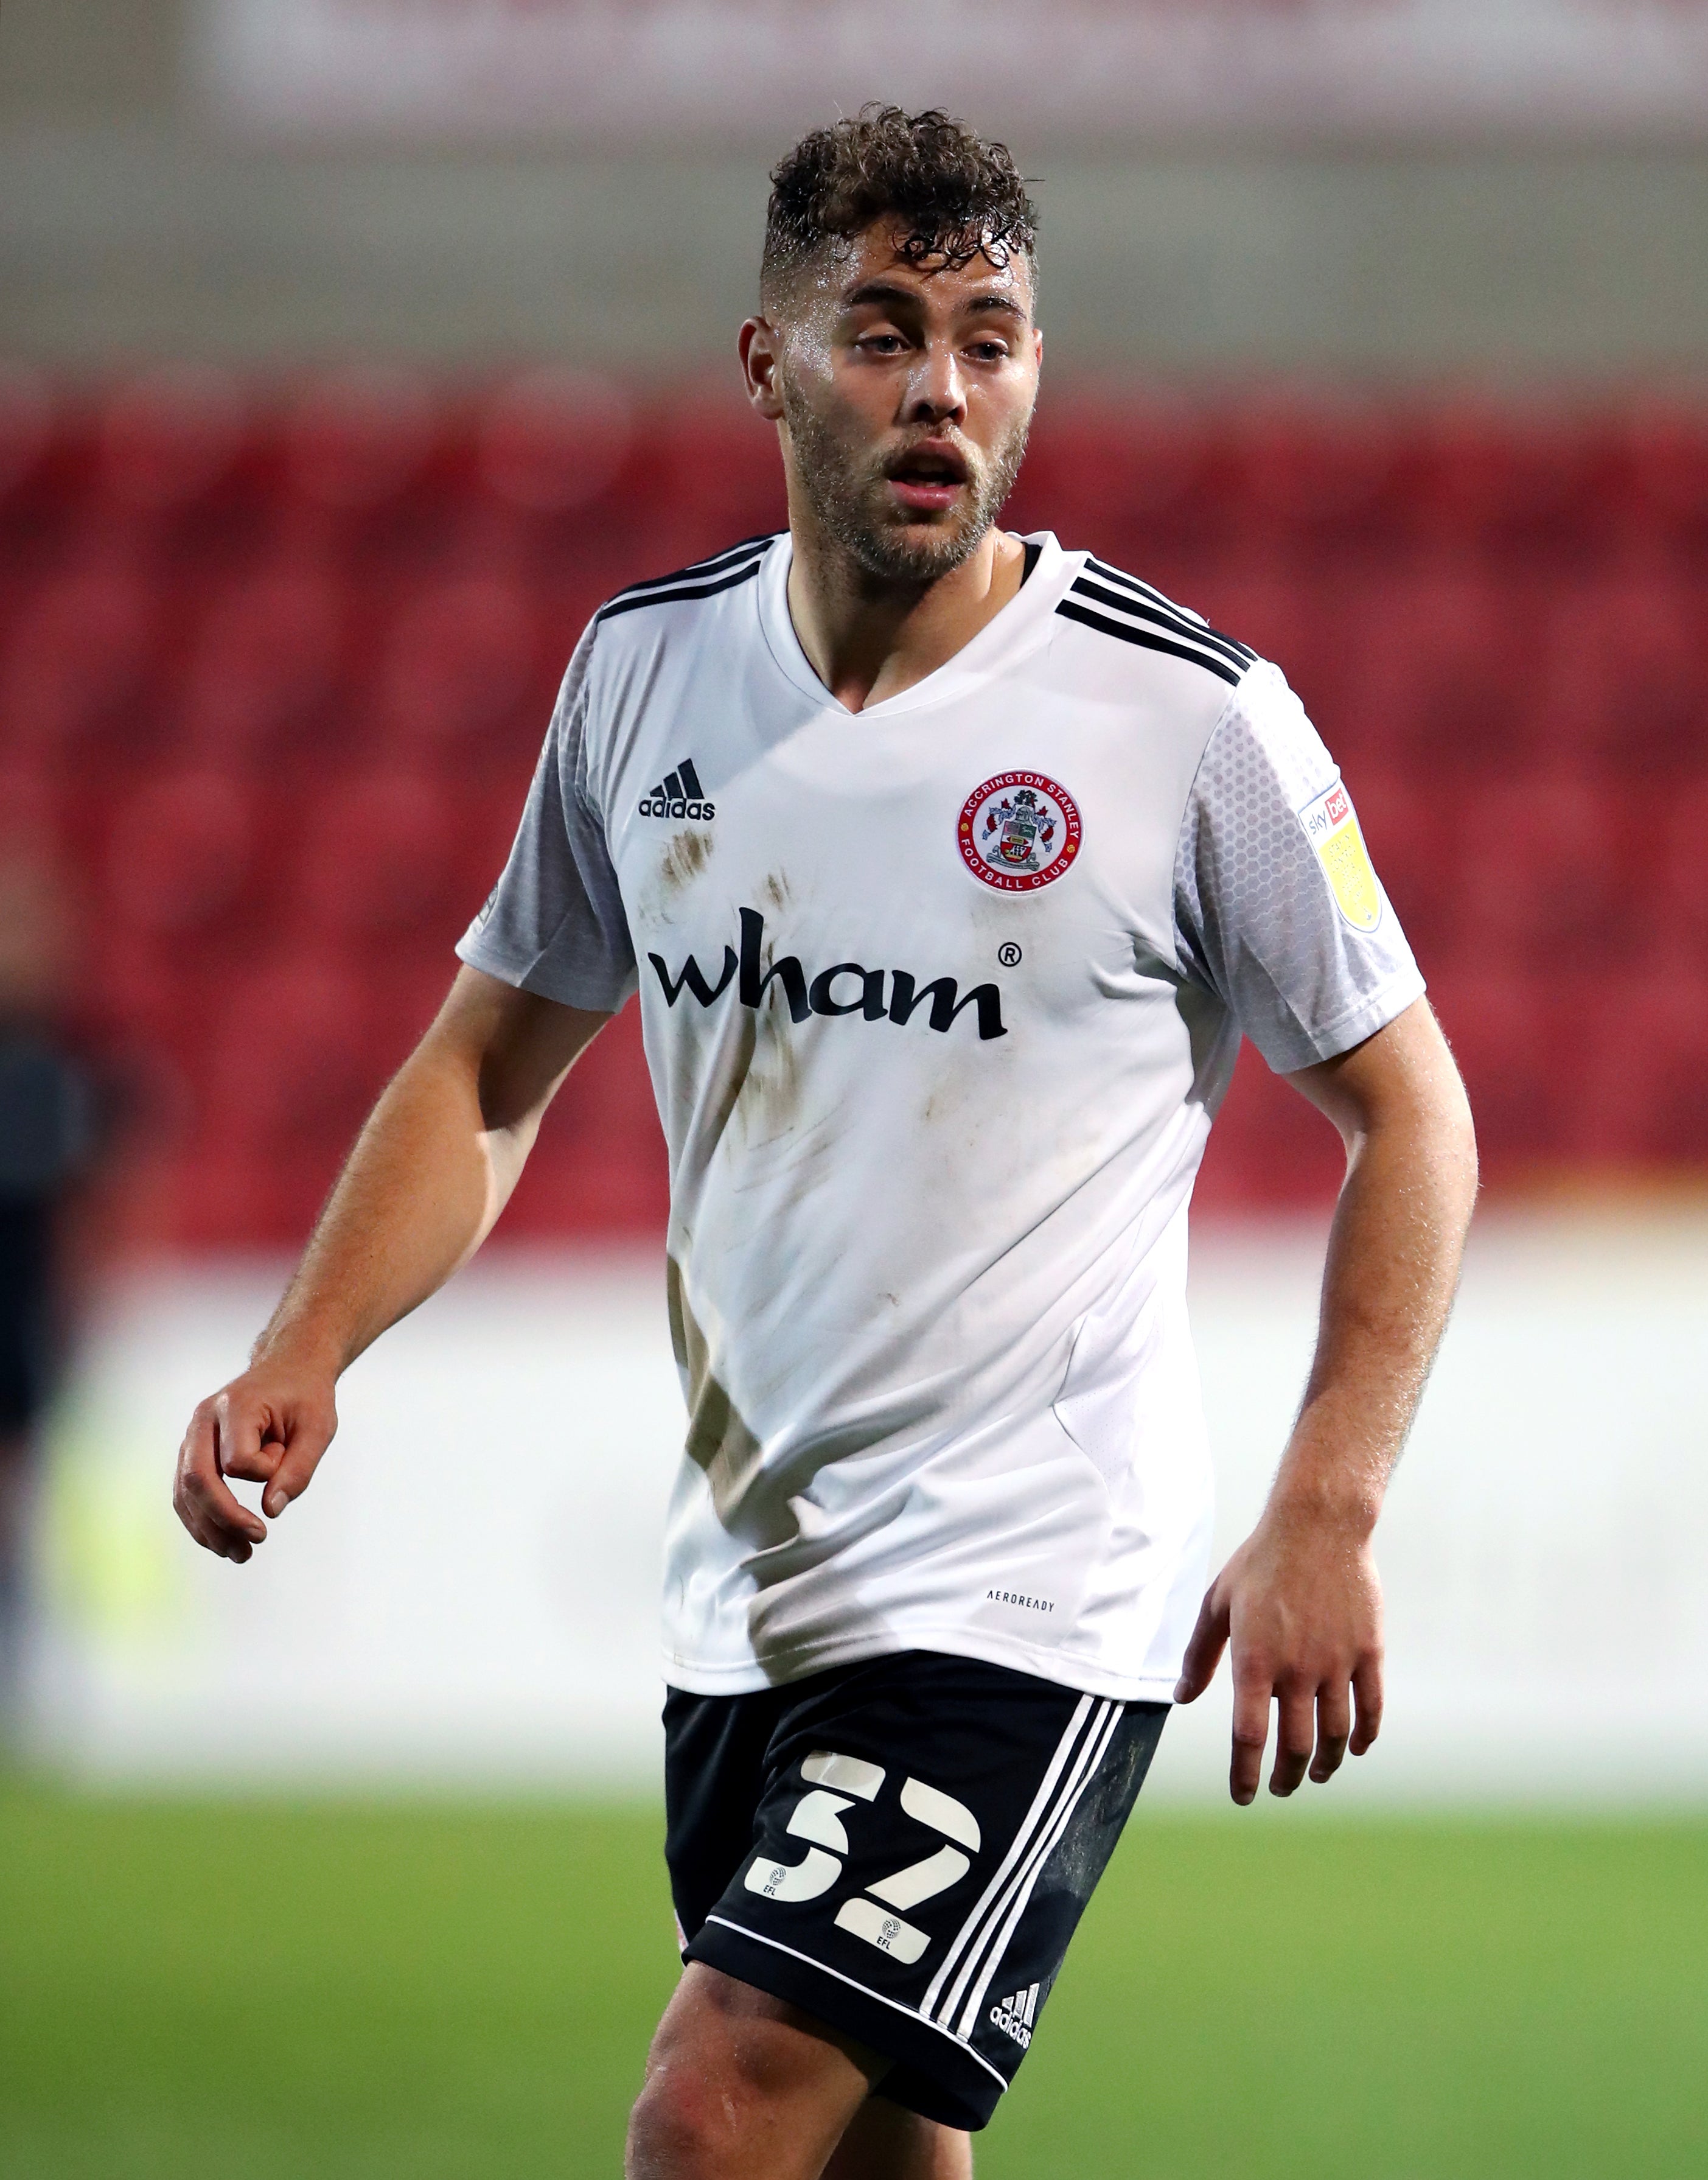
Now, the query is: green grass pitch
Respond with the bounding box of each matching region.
[1,1778,1703,2178]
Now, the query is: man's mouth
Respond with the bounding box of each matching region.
[885,441,971,514]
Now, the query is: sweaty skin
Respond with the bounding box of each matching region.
[171,220,1477,2180]
[737,226,1041,713]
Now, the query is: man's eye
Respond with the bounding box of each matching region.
[860,334,907,354]
[968,342,1010,363]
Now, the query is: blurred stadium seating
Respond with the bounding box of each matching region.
[1,365,1703,1248]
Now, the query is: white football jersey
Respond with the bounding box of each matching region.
[459,531,1424,1701]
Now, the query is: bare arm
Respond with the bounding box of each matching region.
[172,966,609,1562]
[1173,996,1478,1803]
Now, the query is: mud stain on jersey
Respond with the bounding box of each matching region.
[666,1254,798,1551]
[717,918,803,1142]
[919,1059,979,1136]
[737,1015,801,1142]
[660,828,713,893]
[697,1004,758,1159]
[759,868,792,914]
[678,943,804,1156]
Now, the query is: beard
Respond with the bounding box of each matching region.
[779,374,1032,586]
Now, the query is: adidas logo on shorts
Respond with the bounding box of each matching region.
[990,1982,1039,2047]
[638,757,714,822]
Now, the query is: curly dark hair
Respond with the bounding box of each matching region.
[761,105,1038,311]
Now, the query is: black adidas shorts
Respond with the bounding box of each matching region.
[663,1651,1167,2132]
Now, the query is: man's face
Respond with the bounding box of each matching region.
[761,225,1041,584]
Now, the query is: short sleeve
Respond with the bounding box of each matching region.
[455,625,638,1011]
[1173,661,1425,1075]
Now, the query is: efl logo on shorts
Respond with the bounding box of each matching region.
[958,772,1082,892]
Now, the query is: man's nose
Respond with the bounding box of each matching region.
[902,341,967,425]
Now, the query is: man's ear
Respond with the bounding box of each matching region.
[739,317,786,422]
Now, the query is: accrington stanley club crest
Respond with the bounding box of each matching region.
[958,771,1082,892]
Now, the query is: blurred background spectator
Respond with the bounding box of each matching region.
[0,849,94,1725]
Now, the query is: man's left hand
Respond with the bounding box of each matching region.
[1172,1506,1384,1806]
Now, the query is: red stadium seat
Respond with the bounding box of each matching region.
[1005,395,1213,554]
[1225,396,1401,543]
[1657,775,1708,946]
[191,957,376,1239]
[1430,973,1573,1172]
[293,767,460,948]
[1534,570,1703,776]
[1570,971,1708,1164]
[1455,775,1636,974]
[207,955,379,1151]
[475,368,634,516]
[380,951,460,1050]
[1343,568,1541,776]
[181,565,347,758]
[92,366,251,522]
[1401,399,1598,552]
[510,1002,668,1237]
[75,954,210,1259]
[85,922,203,1044]
[0,368,57,509]
[1617,398,1708,537]
[640,393,787,565]
[0,567,161,763]
[376,572,542,756]
[0,765,60,859]
[103,769,259,941]
[540,567,615,657]
[279,366,439,515]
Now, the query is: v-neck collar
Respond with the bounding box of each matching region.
[756,530,1068,721]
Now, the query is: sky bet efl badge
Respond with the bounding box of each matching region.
[1297,777,1382,932]
[959,771,1082,892]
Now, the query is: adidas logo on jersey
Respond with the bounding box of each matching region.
[638,758,714,822]
[649,906,1007,1041]
[990,1983,1039,2047]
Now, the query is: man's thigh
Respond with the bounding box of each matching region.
[824,2090,972,2180]
[628,1963,875,2180]
[629,1965,970,2180]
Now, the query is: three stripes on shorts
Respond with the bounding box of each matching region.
[921,1694,1122,2044]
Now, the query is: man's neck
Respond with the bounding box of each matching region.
[785,517,1028,714]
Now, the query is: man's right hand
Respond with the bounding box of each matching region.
[172,1360,338,1563]
[167,971,610,1567]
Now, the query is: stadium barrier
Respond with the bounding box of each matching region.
[26,1214,1708,1799]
